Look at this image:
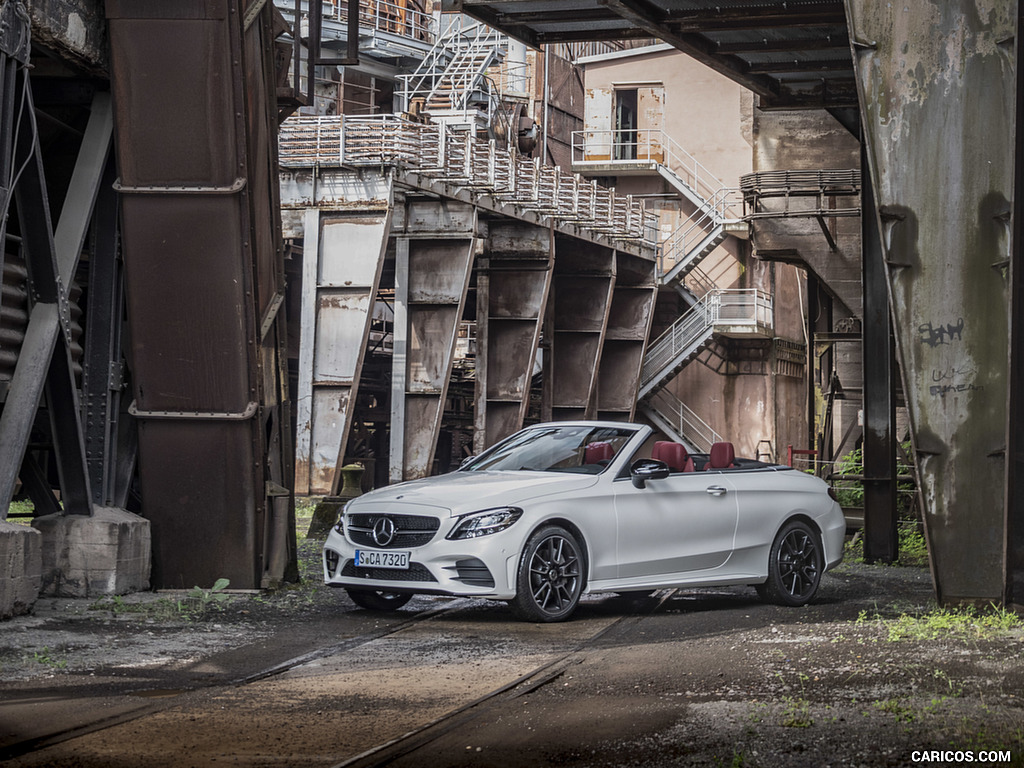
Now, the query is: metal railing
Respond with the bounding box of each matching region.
[279,115,658,245]
[315,0,434,42]
[641,289,772,387]
[647,389,722,454]
[658,187,745,280]
[397,18,505,113]
[571,128,737,214]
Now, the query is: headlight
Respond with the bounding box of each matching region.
[446,507,523,540]
[333,500,353,534]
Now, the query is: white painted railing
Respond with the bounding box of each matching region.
[647,389,722,454]
[279,115,658,245]
[571,128,739,215]
[641,289,772,387]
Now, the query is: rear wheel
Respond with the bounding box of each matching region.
[510,526,584,622]
[756,520,823,607]
[345,588,412,612]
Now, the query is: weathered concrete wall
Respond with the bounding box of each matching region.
[751,109,863,320]
[752,108,864,460]
[0,522,42,619]
[27,0,107,73]
[584,47,753,185]
[32,508,150,597]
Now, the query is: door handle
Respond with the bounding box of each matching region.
[706,486,727,497]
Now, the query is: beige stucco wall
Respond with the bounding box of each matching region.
[581,47,828,461]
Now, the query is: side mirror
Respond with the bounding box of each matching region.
[630,458,670,489]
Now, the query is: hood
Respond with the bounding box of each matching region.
[346,470,601,517]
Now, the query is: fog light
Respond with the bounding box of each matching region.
[324,548,340,576]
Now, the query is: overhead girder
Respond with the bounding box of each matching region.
[444,0,856,108]
[846,0,1015,603]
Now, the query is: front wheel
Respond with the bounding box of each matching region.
[510,526,584,622]
[346,588,412,612]
[756,520,823,607]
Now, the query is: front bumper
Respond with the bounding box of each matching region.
[323,526,520,600]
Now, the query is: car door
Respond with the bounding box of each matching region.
[612,470,740,580]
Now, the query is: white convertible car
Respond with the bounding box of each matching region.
[323,422,845,622]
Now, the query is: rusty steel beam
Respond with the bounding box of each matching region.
[595,251,657,422]
[294,206,392,496]
[860,157,898,563]
[1007,2,1024,608]
[474,221,553,453]
[0,79,111,518]
[391,200,477,482]
[846,1,1014,603]
[108,0,294,589]
[545,236,615,421]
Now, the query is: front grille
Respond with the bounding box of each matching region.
[341,560,438,582]
[446,558,495,588]
[346,513,441,549]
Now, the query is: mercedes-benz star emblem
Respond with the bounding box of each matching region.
[372,517,396,547]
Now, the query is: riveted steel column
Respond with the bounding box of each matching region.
[474,221,553,453]
[108,0,294,588]
[861,155,898,563]
[846,1,1014,602]
[1007,2,1024,608]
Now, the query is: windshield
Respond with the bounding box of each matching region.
[463,425,637,474]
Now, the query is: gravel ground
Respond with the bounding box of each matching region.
[1,523,1023,767]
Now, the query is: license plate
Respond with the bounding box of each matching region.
[354,549,411,569]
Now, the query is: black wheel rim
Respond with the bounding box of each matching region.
[527,534,581,615]
[777,529,820,598]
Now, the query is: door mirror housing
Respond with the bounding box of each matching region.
[630,458,670,489]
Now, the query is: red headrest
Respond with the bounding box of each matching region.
[584,441,614,464]
[706,441,736,469]
[652,441,691,472]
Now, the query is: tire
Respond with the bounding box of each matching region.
[510,526,584,622]
[756,519,823,607]
[345,588,413,612]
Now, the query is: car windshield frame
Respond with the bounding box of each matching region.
[461,424,640,475]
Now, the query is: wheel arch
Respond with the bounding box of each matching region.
[530,517,590,589]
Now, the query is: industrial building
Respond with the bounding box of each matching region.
[1,0,1021,617]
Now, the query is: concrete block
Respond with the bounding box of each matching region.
[0,521,42,619]
[32,508,151,598]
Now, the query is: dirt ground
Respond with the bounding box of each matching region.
[1,527,1023,767]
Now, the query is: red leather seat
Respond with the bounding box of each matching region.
[652,440,695,472]
[584,441,614,464]
[704,441,736,470]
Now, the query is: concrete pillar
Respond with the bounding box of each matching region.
[32,508,150,597]
[0,522,42,619]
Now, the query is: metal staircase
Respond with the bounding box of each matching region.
[637,289,773,451]
[570,129,771,451]
[397,17,506,130]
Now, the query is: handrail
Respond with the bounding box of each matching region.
[658,187,744,277]
[571,128,731,213]
[647,389,722,454]
[641,289,772,387]
[279,114,658,245]
[312,0,435,43]
[397,17,506,113]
